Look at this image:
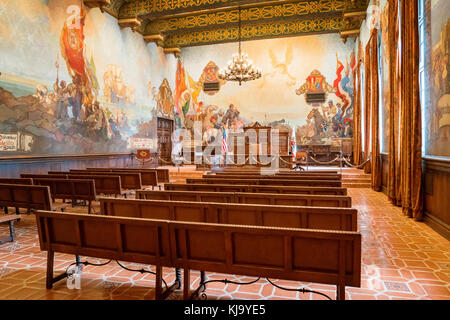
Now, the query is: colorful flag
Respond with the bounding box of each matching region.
[60,9,88,86]
[174,59,188,115]
[222,127,228,154]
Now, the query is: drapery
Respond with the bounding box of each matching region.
[370,29,381,191]
[363,43,372,174]
[387,0,402,206]
[352,46,363,165]
[399,0,423,219]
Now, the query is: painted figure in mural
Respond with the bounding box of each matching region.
[307,108,328,139]
[108,114,121,138]
[259,45,297,88]
[54,80,70,120]
[68,74,83,120]
[221,104,240,129]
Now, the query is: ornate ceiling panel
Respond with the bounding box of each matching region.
[100,0,369,48]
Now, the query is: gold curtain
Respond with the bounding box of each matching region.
[370,29,381,191]
[387,0,402,206]
[399,0,423,219]
[353,47,362,165]
[363,43,372,173]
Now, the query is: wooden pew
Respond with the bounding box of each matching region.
[165,183,348,195]
[21,174,67,179]
[68,170,142,190]
[32,179,96,214]
[47,172,124,197]
[0,184,53,213]
[35,210,360,300]
[82,168,157,187]
[0,178,33,185]
[87,167,170,184]
[35,210,176,299]
[99,197,357,231]
[68,175,123,197]
[171,220,361,300]
[212,168,339,174]
[186,178,342,187]
[0,184,53,242]
[0,214,21,244]
[212,171,340,176]
[204,174,342,181]
[136,190,352,208]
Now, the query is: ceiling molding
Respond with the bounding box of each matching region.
[144,0,368,36]
[163,15,362,48]
[118,17,142,32]
[339,29,360,43]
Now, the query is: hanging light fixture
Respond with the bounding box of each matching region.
[218,5,262,85]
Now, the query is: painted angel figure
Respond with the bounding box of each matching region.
[259,45,297,88]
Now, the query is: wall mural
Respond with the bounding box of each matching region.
[0,0,175,155]
[177,34,355,148]
[425,0,450,158]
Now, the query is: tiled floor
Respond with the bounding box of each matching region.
[0,188,449,300]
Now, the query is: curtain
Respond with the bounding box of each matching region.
[353,45,362,165]
[363,43,372,173]
[370,29,381,191]
[399,0,423,219]
[387,0,402,205]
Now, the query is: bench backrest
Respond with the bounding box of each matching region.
[169,220,361,288]
[35,210,361,290]
[187,178,342,187]
[0,178,33,185]
[165,183,347,195]
[205,174,342,181]
[87,167,170,184]
[212,169,339,174]
[69,170,142,189]
[33,179,96,201]
[99,197,357,231]
[68,175,122,196]
[84,168,157,186]
[35,210,171,266]
[137,190,235,204]
[0,184,52,211]
[136,190,351,208]
[21,174,68,179]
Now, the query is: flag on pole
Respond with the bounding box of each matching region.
[222,127,228,154]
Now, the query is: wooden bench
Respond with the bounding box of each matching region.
[204,174,342,181]
[187,178,342,187]
[67,175,123,197]
[0,183,54,242]
[35,210,177,299]
[0,214,21,244]
[83,168,157,187]
[69,170,142,190]
[212,168,339,174]
[0,178,33,185]
[87,168,170,184]
[46,172,125,197]
[171,220,361,300]
[136,190,352,207]
[165,183,348,195]
[0,183,53,214]
[21,174,68,179]
[36,210,361,300]
[32,179,96,214]
[99,197,357,231]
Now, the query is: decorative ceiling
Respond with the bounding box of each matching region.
[85,0,368,52]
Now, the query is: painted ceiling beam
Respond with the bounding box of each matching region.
[163,14,362,48]
[143,0,369,36]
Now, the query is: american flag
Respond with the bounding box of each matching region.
[222,127,228,154]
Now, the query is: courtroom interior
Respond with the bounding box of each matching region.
[0,0,448,301]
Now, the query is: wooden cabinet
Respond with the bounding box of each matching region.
[157,117,173,165]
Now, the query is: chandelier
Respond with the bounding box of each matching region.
[218,5,262,85]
